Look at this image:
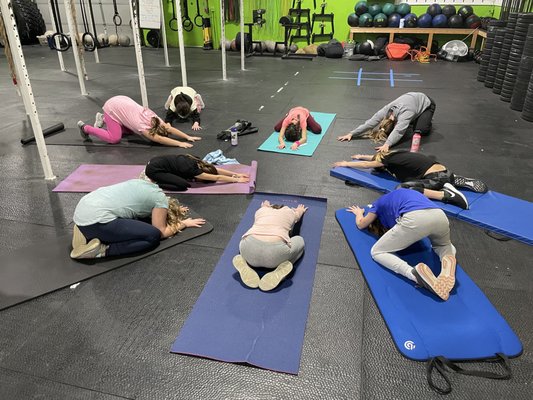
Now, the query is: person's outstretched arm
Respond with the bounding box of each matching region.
[293,204,308,221]
[216,168,249,179]
[164,123,202,142]
[291,128,307,150]
[332,159,384,169]
[194,172,249,183]
[338,104,390,141]
[347,206,377,230]
[190,110,202,131]
[152,207,206,238]
[277,127,287,149]
[381,111,415,149]
[141,132,193,148]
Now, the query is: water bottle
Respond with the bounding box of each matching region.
[410,133,421,152]
[399,18,405,29]
[230,127,238,146]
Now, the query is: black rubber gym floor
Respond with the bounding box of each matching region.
[0,46,532,399]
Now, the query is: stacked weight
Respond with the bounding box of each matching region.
[477,20,506,82]
[492,13,518,94]
[510,24,533,111]
[485,26,507,88]
[500,13,533,102]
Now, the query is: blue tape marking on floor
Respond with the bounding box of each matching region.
[171,193,328,374]
[389,69,395,87]
[336,208,522,361]
[257,112,336,157]
[359,78,422,82]
[330,167,533,245]
[357,67,362,86]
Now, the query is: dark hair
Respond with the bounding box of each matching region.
[284,123,302,142]
[185,154,218,177]
[270,204,285,209]
[367,218,388,237]
[174,94,192,118]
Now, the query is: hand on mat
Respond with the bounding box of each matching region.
[261,200,271,207]
[294,204,308,216]
[192,122,202,131]
[290,143,300,150]
[179,142,194,149]
[375,143,390,153]
[337,134,352,142]
[347,205,364,217]
[183,218,206,228]
[187,136,202,142]
[332,161,349,167]
[277,143,286,149]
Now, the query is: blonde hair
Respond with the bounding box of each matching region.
[166,197,188,227]
[363,117,395,143]
[372,150,392,163]
[147,117,169,137]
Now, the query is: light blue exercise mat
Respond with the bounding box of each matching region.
[258,112,336,156]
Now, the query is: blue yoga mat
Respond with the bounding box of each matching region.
[336,208,522,361]
[171,193,327,374]
[257,112,336,156]
[331,167,533,245]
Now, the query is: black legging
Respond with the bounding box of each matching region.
[400,170,454,192]
[145,163,191,191]
[412,96,436,136]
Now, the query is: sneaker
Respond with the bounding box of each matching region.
[438,255,457,294]
[412,263,449,301]
[77,120,90,140]
[70,238,108,259]
[94,112,104,128]
[453,175,488,193]
[71,225,87,249]
[232,255,260,288]
[259,260,293,292]
[442,183,468,210]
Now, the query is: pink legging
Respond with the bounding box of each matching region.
[274,114,322,134]
[82,113,132,144]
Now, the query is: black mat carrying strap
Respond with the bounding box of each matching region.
[427,353,512,395]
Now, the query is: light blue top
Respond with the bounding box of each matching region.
[73,179,168,226]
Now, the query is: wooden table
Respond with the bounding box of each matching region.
[349,27,483,49]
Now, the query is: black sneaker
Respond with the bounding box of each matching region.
[77,121,90,140]
[453,175,488,193]
[442,183,469,209]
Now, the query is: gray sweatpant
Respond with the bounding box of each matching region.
[239,235,305,269]
[370,208,456,280]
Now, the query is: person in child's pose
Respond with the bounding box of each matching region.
[164,86,205,131]
[275,106,322,151]
[78,95,201,147]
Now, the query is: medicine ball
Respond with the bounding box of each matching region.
[359,13,374,27]
[382,3,395,16]
[432,14,448,28]
[427,3,442,17]
[264,40,276,53]
[359,40,374,55]
[458,5,474,19]
[97,33,109,46]
[108,34,118,46]
[388,13,401,28]
[348,13,360,27]
[289,44,298,53]
[442,5,456,18]
[404,13,418,28]
[396,3,411,17]
[368,3,382,16]
[373,13,388,27]
[465,14,481,29]
[448,14,463,28]
[118,34,130,47]
[235,32,252,53]
[417,13,432,28]
[355,1,369,16]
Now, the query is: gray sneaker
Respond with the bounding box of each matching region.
[232,255,260,288]
[70,238,107,259]
[442,183,468,210]
[94,112,104,128]
[259,260,293,292]
[77,120,90,140]
[453,175,488,193]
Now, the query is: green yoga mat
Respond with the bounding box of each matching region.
[257,112,336,157]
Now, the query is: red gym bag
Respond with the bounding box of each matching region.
[385,43,411,60]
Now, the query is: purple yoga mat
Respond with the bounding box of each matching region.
[52,162,258,194]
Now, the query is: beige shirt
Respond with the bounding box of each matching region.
[165,86,198,113]
[242,206,299,244]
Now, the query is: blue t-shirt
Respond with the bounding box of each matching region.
[367,189,437,229]
[73,179,168,226]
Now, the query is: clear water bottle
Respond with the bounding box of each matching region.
[410,133,421,152]
[399,18,405,29]
[230,127,238,146]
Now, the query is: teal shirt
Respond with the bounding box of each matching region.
[73,179,168,226]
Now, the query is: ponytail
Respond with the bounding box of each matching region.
[147,117,169,137]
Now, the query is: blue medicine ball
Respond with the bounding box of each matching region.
[388,13,402,28]
[432,14,448,28]
[418,13,433,28]
[404,13,418,28]
[427,3,442,17]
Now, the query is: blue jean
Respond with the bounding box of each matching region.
[78,218,161,257]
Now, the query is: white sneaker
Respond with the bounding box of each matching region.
[94,112,104,128]
[259,261,293,292]
[232,255,260,288]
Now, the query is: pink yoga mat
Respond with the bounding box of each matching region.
[53,162,258,194]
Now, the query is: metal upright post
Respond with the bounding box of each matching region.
[240,0,244,70]
[64,0,88,94]
[160,0,170,67]
[174,0,188,85]
[0,0,55,179]
[129,0,149,106]
[220,0,226,80]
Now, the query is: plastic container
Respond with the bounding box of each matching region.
[410,133,421,152]
[230,127,238,146]
[399,19,405,29]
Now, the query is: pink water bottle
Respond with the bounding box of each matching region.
[410,133,421,152]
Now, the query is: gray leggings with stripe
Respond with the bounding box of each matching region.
[239,235,305,269]
[371,208,456,280]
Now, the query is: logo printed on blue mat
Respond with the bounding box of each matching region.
[404,340,416,350]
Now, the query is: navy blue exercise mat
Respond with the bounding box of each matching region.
[171,193,327,374]
[335,208,522,362]
[330,167,533,245]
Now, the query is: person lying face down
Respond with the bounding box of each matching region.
[141,154,250,191]
[78,95,202,148]
[70,179,206,259]
[164,86,205,131]
[348,188,457,301]
[337,92,436,153]
[274,106,322,151]
[232,200,308,291]
[333,149,489,210]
